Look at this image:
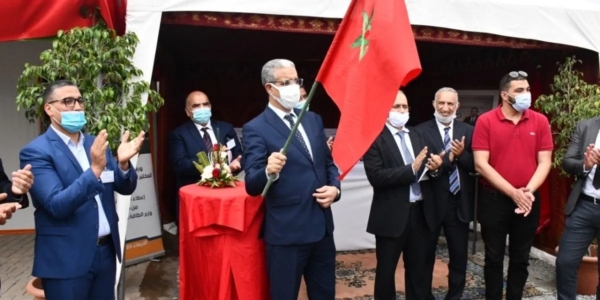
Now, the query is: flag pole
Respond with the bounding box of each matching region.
[261,81,321,197]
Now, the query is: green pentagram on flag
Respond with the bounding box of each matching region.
[351,9,374,60]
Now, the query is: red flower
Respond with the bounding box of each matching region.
[213,144,219,151]
[212,168,220,178]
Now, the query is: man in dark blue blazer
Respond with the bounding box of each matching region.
[168,91,243,223]
[19,80,142,300]
[243,59,341,300]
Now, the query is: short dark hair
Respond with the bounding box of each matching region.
[42,79,77,103]
[499,73,527,92]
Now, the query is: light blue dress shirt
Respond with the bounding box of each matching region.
[51,126,128,237]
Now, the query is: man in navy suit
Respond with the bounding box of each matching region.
[19,79,142,300]
[168,90,243,223]
[243,59,341,300]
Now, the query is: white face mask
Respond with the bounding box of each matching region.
[388,111,409,128]
[434,111,456,124]
[507,92,532,112]
[269,84,300,110]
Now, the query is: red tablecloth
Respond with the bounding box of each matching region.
[179,182,269,300]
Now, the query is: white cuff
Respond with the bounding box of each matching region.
[265,168,279,181]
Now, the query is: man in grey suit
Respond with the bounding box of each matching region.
[556,117,600,299]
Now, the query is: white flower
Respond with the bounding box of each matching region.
[220,151,228,161]
[222,163,231,174]
[202,165,214,180]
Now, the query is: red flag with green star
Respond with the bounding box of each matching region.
[317,0,421,179]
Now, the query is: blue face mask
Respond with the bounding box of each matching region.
[192,108,212,124]
[52,106,87,133]
[508,92,531,112]
[295,100,309,111]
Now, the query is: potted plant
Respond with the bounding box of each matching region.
[535,56,600,174]
[536,56,600,295]
[14,21,164,298]
[15,21,164,150]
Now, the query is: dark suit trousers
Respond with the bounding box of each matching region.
[556,198,600,300]
[424,193,469,300]
[374,202,432,300]
[266,233,336,300]
[42,241,116,300]
[479,188,540,300]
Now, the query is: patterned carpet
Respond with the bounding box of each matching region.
[298,237,544,300]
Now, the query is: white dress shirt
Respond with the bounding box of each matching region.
[385,124,423,202]
[582,129,600,198]
[51,126,112,237]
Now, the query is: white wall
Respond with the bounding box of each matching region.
[0,40,51,231]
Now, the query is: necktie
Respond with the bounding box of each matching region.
[397,131,421,200]
[444,127,461,195]
[283,114,312,160]
[592,169,600,189]
[201,128,213,152]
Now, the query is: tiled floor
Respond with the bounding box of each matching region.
[1,232,598,299]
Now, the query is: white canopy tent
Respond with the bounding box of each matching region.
[126,0,600,92]
[102,0,600,292]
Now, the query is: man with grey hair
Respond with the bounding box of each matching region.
[416,87,476,300]
[243,59,341,299]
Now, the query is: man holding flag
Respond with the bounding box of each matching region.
[242,59,341,300]
[248,0,421,296]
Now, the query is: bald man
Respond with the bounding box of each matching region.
[168,91,243,223]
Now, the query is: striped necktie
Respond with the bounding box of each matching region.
[444,127,461,195]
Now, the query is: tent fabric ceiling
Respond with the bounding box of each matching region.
[128,0,600,55]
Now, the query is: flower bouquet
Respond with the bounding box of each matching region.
[193,143,238,188]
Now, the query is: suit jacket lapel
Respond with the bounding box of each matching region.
[453,121,465,144]
[212,121,223,144]
[185,121,208,152]
[428,120,445,151]
[298,111,316,165]
[264,107,313,162]
[381,127,404,167]
[586,118,600,149]
[83,134,94,167]
[408,129,422,157]
[46,128,84,174]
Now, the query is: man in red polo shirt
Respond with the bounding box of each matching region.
[472,71,553,300]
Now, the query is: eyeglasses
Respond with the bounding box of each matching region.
[508,71,528,78]
[270,78,304,87]
[48,97,86,107]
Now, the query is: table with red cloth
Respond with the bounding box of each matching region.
[179,182,269,300]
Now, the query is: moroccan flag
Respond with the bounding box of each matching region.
[317,0,421,179]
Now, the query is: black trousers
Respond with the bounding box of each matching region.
[555,197,600,300]
[479,187,540,300]
[424,193,470,300]
[374,202,432,300]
